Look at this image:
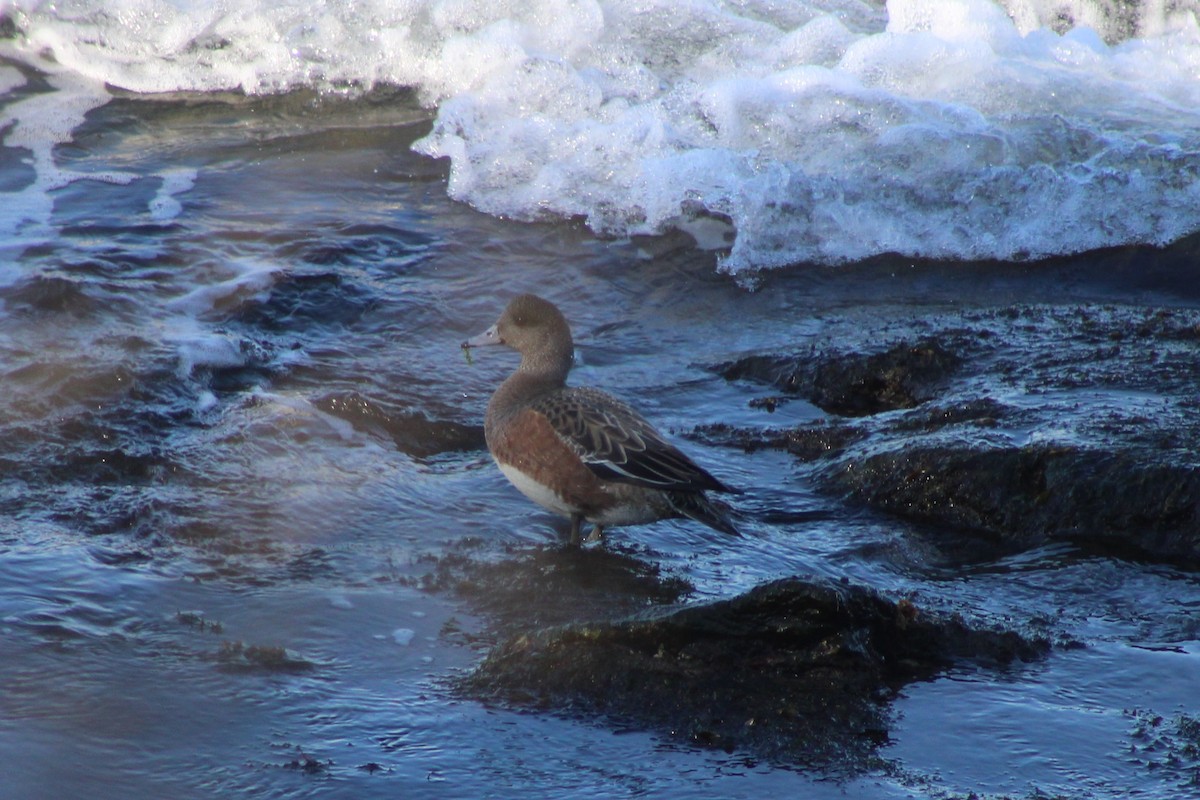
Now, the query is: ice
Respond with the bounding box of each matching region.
[409,0,1200,269]
[4,0,1200,270]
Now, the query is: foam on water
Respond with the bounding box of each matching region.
[0,68,125,256]
[148,168,198,223]
[162,258,279,319]
[161,258,281,379]
[0,64,23,94]
[4,0,1200,269]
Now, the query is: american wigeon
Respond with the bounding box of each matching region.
[462,293,739,545]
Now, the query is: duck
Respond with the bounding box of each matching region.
[462,293,739,545]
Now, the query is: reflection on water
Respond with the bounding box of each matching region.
[1,88,1200,799]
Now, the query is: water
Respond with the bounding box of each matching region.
[10,0,1200,270]
[3,1,1200,797]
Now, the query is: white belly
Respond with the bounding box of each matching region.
[495,460,663,528]
[497,462,580,518]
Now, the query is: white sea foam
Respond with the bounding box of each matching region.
[161,259,280,377]
[0,65,24,95]
[148,168,199,223]
[171,332,251,378]
[328,593,355,609]
[3,0,1200,269]
[247,390,361,441]
[163,259,279,318]
[0,68,128,253]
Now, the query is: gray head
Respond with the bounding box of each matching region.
[462,294,575,376]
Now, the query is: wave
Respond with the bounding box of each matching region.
[4,0,1200,270]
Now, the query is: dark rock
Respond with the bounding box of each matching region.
[0,13,18,40]
[3,274,98,316]
[315,391,483,457]
[748,395,790,412]
[464,577,1047,768]
[888,397,1011,432]
[1127,708,1200,793]
[694,420,867,461]
[701,302,1200,568]
[214,641,317,674]
[716,338,962,417]
[827,445,1200,564]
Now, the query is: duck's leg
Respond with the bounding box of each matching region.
[568,513,585,547]
[584,524,604,544]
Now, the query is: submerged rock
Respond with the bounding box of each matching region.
[427,545,1047,767]
[444,300,1200,773]
[695,420,867,461]
[717,338,962,417]
[1127,708,1200,793]
[315,390,483,457]
[464,577,1047,767]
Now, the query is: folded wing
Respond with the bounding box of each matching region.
[531,387,735,494]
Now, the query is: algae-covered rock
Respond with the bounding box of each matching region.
[709,302,1200,568]
[717,338,962,417]
[695,420,867,462]
[829,445,1200,564]
[464,577,1046,767]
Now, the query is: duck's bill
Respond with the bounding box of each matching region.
[462,324,502,349]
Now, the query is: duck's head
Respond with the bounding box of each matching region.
[462,294,574,375]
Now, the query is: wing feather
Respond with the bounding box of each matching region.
[530,387,733,493]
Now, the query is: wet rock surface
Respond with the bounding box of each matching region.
[716,337,964,417]
[423,543,1049,768]
[421,280,1200,777]
[713,302,1200,567]
[829,446,1200,564]
[1126,709,1200,794]
[414,300,1200,770]
[696,419,868,461]
[461,576,1048,768]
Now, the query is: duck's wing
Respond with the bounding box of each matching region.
[531,387,734,493]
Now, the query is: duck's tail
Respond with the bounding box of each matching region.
[669,491,740,537]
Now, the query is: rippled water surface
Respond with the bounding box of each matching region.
[3,81,1200,799]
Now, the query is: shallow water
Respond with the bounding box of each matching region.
[5,4,1200,798]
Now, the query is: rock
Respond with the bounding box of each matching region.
[315,390,483,457]
[706,302,1200,567]
[694,420,867,461]
[828,445,1200,564]
[231,271,378,332]
[716,338,962,417]
[888,397,1011,432]
[1127,708,1200,791]
[463,577,1047,767]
